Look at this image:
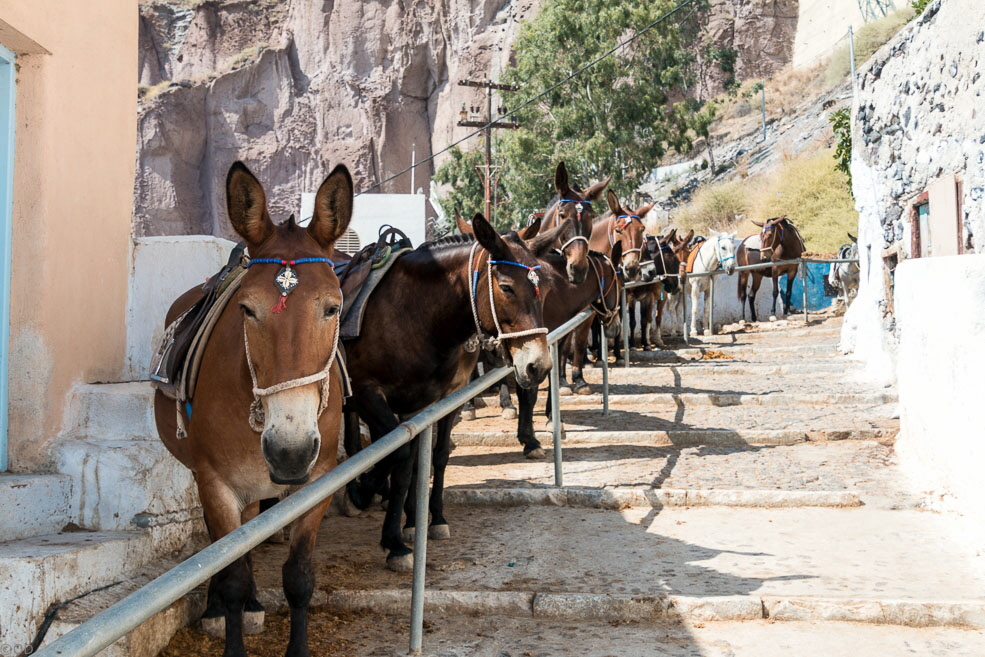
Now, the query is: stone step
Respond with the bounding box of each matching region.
[451,428,896,447]
[0,529,190,651]
[629,343,843,363]
[38,558,206,657]
[555,390,898,407]
[62,382,156,440]
[250,505,985,628]
[52,438,200,533]
[197,607,985,656]
[0,474,75,542]
[322,587,985,628]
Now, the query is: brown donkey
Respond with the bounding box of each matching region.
[341,214,564,571]
[590,190,651,282]
[541,161,612,284]
[154,162,352,657]
[737,216,806,321]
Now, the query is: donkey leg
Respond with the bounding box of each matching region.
[499,382,517,419]
[570,320,593,394]
[283,495,334,657]
[749,275,761,323]
[689,283,701,336]
[771,275,781,317]
[654,295,666,348]
[199,482,250,657]
[426,414,456,538]
[516,385,545,458]
[738,274,747,321]
[785,271,797,314]
[380,440,416,571]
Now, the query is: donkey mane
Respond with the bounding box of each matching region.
[420,233,476,249]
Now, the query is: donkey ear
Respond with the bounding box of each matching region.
[605,189,620,215]
[528,217,568,257]
[308,164,353,249]
[472,213,511,260]
[584,174,612,202]
[636,202,655,218]
[517,215,543,241]
[683,229,695,243]
[848,232,857,243]
[751,220,764,228]
[610,240,623,267]
[226,162,274,247]
[456,209,473,235]
[554,161,571,195]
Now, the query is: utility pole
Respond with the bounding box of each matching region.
[456,78,519,224]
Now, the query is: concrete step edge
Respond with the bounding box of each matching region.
[451,429,897,447]
[554,392,898,406]
[314,588,985,628]
[444,487,862,509]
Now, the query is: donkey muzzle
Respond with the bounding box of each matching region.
[260,386,322,484]
[510,337,551,389]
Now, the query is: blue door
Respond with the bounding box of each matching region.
[0,44,15,471]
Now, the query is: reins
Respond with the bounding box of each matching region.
[467,242,549,352]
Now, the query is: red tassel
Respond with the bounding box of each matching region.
[535,286,541,299]
[271,295,288,314]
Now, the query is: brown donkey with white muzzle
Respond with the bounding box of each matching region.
[154,161,352,657]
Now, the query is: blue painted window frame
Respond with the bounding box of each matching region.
[0,43,15,472]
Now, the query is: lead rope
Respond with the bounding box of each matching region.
[467,242,548,352]
[589,254,619,321]
[243,292,343,432]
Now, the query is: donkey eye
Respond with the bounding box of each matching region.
[500,283,515,297]
[323,304,340,318]
[239,303,258,320]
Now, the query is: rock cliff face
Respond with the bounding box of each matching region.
[134,0,799,238]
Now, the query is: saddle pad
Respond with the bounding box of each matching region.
[685,247,702,274]
[340,247,411,340]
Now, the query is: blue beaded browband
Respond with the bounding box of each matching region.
[246,257,336,314]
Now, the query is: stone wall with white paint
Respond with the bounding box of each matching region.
[843,0,985,381]
[893,255,985,529]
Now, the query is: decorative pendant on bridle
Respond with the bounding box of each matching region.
[248,257,335,314]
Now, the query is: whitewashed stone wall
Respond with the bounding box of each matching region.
[843,0,985,380]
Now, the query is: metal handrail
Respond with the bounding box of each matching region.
[36,305,603,657]
[620,256,860,355]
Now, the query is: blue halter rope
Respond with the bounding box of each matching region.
[247,257,336,267]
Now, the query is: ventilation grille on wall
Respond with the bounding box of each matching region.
[336,228,361,255]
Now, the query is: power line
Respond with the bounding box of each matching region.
[355,0,699,196]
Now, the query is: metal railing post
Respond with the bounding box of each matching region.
[601,324,609,415]
[621,288,630,368]
[550,342,563,487]
[709,274,716,336]
[801,259,809,324]
[682,278,690,344]
[409,425,433,654]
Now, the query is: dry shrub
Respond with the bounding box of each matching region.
[672,179,755,234]
[669,149,857,253]
[824,7,915,87]
[749,148,858,253]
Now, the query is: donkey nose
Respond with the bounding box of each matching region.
[568,262,587,284]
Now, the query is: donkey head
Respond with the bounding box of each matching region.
[550,161,611,285]
[605,190,652,282]
[754,216,788,257]
[709,230,738,275]
[471,213,566,388]
[228,161,351,485]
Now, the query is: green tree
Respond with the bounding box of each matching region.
[829,107,852,193]
[490,0,718,227]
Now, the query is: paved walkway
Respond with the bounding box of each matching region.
[163,314,985,657]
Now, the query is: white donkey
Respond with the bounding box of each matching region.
[688,231,738,337]
[828,233,859,308]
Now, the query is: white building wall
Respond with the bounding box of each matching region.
[894,255,985,529]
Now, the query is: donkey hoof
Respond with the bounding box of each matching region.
[460,408,476,422]
[703,329,712,337]
[243,609,265,635]
[428,524,451,540]
[201,615,225,639]
[558,386,573,396]
[769,315,777,322]
[525,447,546,460]
[501,407,517,420]
[341,490,363,518]
[386,552,415,572]
[574,384,593,396]
[402,527,416,543]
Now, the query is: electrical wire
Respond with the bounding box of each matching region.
[356,0,699,195]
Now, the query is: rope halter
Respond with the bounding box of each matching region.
[759,223,784,256]
[242,257,342,432]
[555,199,591,253]
[611,214,644,256]
[467,242,549,353]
